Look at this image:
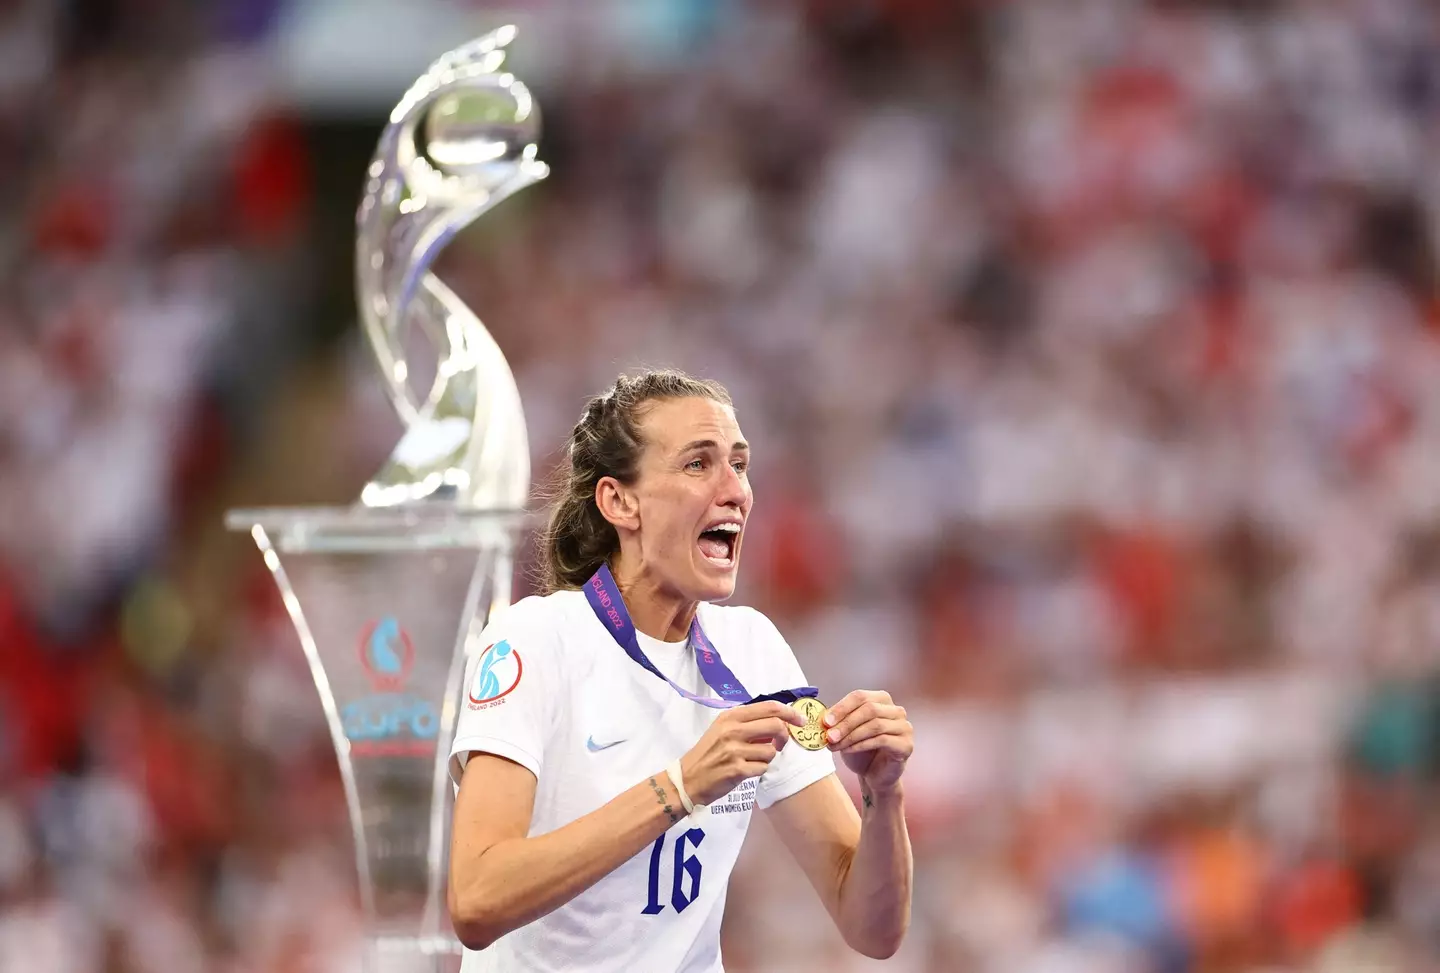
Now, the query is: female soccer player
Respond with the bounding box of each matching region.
[447,370,914,971]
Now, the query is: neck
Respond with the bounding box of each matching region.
[609,553,697,643]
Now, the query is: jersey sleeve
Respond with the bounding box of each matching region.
[448,598,561,789]
[742,609,837,810]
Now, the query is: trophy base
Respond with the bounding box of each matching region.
[226,503,530,973]
[368,935,465,973]
[226,504,532,553]
[375,936,465,953]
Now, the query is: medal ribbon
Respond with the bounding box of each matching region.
[584,564,817,709]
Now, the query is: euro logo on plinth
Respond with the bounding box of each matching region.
[226,26,547,972]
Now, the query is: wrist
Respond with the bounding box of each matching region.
[860,778,904,810]
[645,772,683,826]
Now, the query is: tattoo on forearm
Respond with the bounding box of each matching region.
[862,782,874,812]
[648,775,680,824]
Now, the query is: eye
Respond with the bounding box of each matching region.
[731,460,747,475]
[686,457,705,471]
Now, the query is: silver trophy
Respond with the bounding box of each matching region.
[227,26,546,971]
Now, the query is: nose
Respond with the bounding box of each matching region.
[716,462,748,510]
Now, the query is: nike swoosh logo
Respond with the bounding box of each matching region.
[586,736,623,753]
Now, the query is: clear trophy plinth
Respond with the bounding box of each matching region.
[225,507,530,971]
[228,25,548,973]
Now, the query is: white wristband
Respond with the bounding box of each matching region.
[665,759,696,816]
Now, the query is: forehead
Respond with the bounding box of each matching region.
[638,396,743,452]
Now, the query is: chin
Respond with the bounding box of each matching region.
[704,577,738,603]
[693,563,740,603]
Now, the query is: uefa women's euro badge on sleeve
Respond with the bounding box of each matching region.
[225,26,546,973]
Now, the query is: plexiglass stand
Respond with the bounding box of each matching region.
[226,506,530,972]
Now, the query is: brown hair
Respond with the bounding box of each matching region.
[540,369,733,592]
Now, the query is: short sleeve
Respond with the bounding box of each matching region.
[448,599,560,789]
[741,609,837,810]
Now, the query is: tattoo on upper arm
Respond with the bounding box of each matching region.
[648,775,681,825]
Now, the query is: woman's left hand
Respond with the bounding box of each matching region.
[822,690,913,794]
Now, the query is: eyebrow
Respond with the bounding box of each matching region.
[678,439,749,454]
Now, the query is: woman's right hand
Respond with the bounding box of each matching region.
[679,701,806,806]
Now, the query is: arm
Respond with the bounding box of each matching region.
[767,776,912,959]
[448,753,683,950]
[448,701,804,950]
[764,691,914,959]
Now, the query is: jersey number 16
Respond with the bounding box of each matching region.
[642,827,705,915]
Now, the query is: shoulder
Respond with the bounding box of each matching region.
[465,591,593,705]
[483,589,592,650]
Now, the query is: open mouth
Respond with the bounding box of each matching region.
[697,523,741,568]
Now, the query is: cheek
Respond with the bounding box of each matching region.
[641,493,699,559]
[656,521,691,557]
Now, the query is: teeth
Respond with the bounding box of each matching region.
[699,523,738,568]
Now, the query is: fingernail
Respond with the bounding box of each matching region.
[824,712,836,726]
[827,729,840,743]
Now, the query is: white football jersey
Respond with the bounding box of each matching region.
[448,589,835,973]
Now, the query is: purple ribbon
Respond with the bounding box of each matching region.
[584,564,817,709]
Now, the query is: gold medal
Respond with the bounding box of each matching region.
[789,696,829,751]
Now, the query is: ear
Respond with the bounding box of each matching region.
[595,476,641,532]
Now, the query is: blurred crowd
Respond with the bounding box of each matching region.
[5,0,1440,971]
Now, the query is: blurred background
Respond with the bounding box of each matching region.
[5,0,1440,970]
